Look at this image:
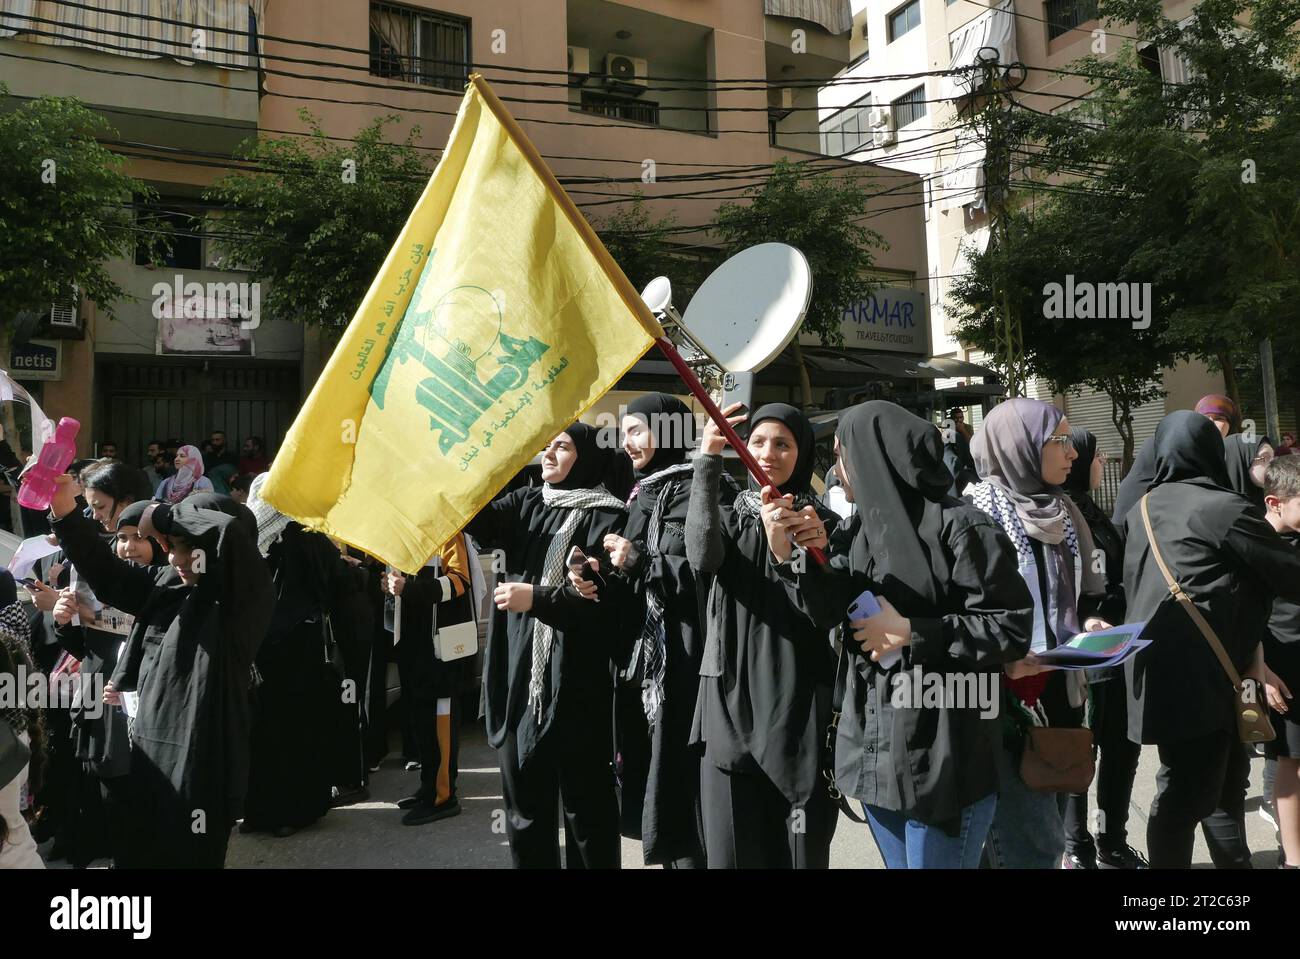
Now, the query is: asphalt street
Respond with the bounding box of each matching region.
[213,721,1283,869]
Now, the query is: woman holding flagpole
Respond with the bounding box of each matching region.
[685,402,840,868]
[464,422,630,869]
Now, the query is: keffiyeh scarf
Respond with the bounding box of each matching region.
[529,484,627,714]
[626,462,693,724]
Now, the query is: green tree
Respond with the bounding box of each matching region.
[0,86,155,529]
[0,86,154,360]
[206,109,431,331]
[711,159,887,405]
[951,198,1175,469]
[954,0,1300,458]
[992,0,1300,405]
[589,191,715,309]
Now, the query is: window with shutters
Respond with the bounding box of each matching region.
[891,85,927,127]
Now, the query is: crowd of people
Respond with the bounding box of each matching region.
[2,390,1299,870]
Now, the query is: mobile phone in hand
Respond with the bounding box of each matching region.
[565,546,605,588]
[847,589,901,669]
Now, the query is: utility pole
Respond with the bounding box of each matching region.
[1260,338,1281,442]
[977,48,1027,398]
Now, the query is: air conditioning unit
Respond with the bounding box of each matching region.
[872,110,896,146]
[49,285,79,329]
[567,46,591,79]
[604,53,648,92]
[869,106,890,128]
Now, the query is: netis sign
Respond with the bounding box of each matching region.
[9,339,62,380]
[798,287,928,354]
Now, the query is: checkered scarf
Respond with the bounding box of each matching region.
[626,462,693,724]
[529,484,627,715]
[0,602,39,735]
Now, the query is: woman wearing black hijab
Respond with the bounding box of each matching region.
[766,401,1033,868]
[1123,411,1300,867]
[577,393,715,867]
[240,474,360,837]
[48,476,274,868]
[1060,428,1144,869]
[1224,433,1275,515]
[48,467,153,870]
[463,422,629,868]
[685,401,839,868]
[1200,432,1278,868]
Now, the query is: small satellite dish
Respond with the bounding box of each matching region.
[680,243,812,373]
[641,276,675,318]
[637,272,681,324]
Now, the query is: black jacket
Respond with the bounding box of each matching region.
[781,506,1033,827]
[685,454,840,807]
[464,486,628,768]
[1123,481,1300,744]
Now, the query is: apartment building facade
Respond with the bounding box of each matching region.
[822,0,1243,459]
[2,0,937,462]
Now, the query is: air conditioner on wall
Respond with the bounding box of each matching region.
[872,110,896,146]
[604,53,648,92]
[568,46,591,78]
[49,285,79,328]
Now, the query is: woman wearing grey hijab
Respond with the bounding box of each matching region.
[966,398,1110,869]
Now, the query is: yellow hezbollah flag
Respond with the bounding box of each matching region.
[262,76,664,571]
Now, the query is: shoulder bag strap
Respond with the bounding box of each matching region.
[825,632,868,824]
[1139,493,1241,689]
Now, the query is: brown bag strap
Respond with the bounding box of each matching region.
[1139,494,1242,689]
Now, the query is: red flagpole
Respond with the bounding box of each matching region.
[654,336,826,565]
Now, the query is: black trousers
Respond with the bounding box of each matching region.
[1064,679,1142,855]
[99,772,132,868]
[497,707,621,869]
[700,762,837,869]
[1198,740,1253,868]
[1148,729,1242,868]
[412,688,459,802]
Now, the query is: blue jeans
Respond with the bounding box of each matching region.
[863,793,998,869]
[983,739,1067,868]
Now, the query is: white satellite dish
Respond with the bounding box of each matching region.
[640,276,677,320]
[680,243,812,373]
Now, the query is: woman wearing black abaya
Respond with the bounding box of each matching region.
[1060,429,1144,869]
[50,462,153,868]
[240,473,355,836]
[575,393,715,867]
[1123,411,1300,868]
[1196,432,1278,869]
[48,477,274,868]
[685,402,840,869]
[464,422,629,868]
[765,402,1033,867]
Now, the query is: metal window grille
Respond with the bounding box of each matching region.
[1045,0,1099,41]
[579,90,661,126]
[369,2,470,90]
[891,85,927,127]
